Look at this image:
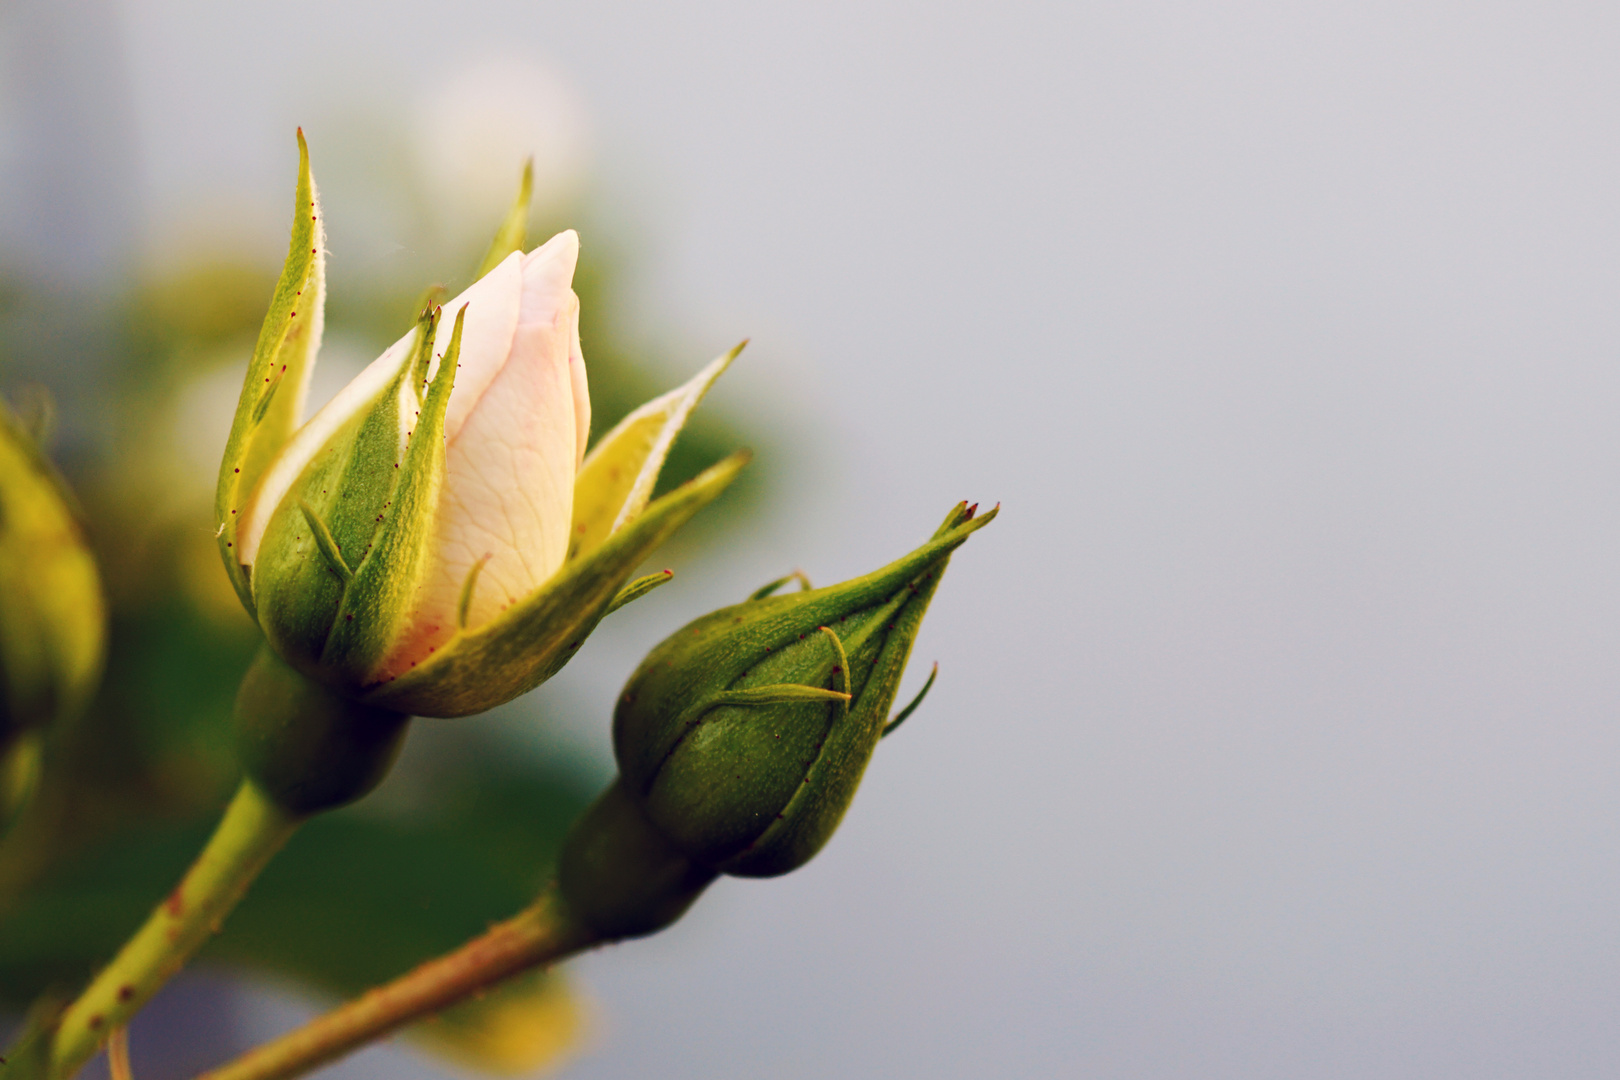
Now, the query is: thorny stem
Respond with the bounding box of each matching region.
[47,782,302,1079]
[192,887,598,1080]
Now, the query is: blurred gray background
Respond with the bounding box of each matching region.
[8,0,1620,1077]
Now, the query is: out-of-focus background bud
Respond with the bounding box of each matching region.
[0,401,105,833]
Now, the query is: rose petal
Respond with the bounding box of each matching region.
[435,251,524,443]
[384,300,580,675]
[520,229,590,466]
[569,302,591,467]
[518,229,579,326]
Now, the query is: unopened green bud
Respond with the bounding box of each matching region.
[613,502,997,878]
[0,400,105,760]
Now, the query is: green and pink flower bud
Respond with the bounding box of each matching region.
[215,134,746,726]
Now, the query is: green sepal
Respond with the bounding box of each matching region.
[605,569,675,617]
[749,570,810,601]
[299,499,353,582]
[362,451,751,718]
[818,624,852,703]
[569,343,743,562]
[457,555,494,629]
[319,307,462,683]
[882,662,937,738]
[475,158,533,279]
[613,502,997,877]
[216,129,326,613]
[707,684,851,707]
[252,307,458,688]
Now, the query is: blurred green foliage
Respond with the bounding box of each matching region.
[0,172,767,1070]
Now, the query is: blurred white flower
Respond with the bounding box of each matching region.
[414,58,592,234]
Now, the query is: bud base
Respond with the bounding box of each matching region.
[558,779,717,940]
[235,644,411,816]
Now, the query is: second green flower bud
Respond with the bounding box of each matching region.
[613,501,996,878]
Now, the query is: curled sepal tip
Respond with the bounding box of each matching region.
[881,662,937,738]
[749,570,811,601]
[606,569,675,617]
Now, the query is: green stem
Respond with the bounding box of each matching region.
[192,887,597,1080]
[193,777,717,1080]
[48,781,302,1078]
